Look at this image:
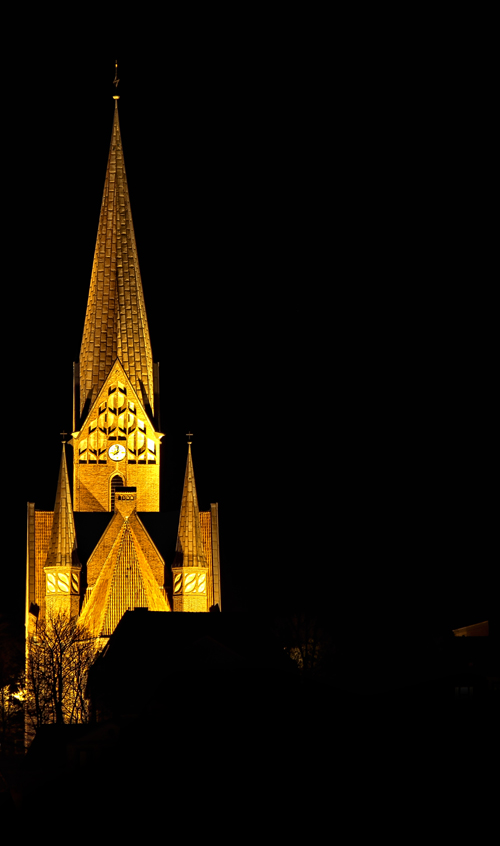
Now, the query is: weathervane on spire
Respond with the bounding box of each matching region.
[113,60,120,100]
[60,431,68,443]
[186,432,193,444]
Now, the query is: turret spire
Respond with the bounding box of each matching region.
[174,441,207,570]
[44,443,81,617]
[46,443,79,570]
[172,441,209,611]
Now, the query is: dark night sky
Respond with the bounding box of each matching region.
[3,32,496,636]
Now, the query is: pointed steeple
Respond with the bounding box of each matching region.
[79,98,154,420]
[174,440,208,571]
[46,443,79,570]
[44,442,81,618]
[172,438,209,612]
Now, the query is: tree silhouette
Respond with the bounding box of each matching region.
[26,611,96,733]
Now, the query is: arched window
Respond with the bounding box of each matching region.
[110,474,125,511]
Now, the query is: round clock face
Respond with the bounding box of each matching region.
[108,444,126,461]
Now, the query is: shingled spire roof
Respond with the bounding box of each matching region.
[173,442,208,570]
[45,444,79,569]
[79,98,154,418]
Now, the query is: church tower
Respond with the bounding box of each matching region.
[72,95,162,513]
[27,75,222,662]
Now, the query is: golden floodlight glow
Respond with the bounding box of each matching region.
[25,89,222,741]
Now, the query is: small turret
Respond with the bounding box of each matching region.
[44,439,81,619]
[172,435,209,611]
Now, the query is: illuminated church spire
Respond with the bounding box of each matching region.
[72,84,162,513]
[44,440,81,617]
[78,95,154,420]
[172,435,209,612]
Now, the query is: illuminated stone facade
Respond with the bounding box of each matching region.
[73,361,161,512]
[26,508,53,617]
[25,447,83,628]
[79,489,170,639]
[26,95,221,654]
[73,101,161,515]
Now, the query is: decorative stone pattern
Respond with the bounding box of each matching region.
[73,362,162,512]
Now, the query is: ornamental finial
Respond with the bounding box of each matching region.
[113,59,120,100]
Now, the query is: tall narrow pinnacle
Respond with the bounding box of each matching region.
[174,443,208,569]
[45,444,79,569]
[79,99,154,418]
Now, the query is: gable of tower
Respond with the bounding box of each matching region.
[85,511,124,588]
[85,508,166,592]
[72,359,163,512]
[79,516,170,640]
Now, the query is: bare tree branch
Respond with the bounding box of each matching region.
[25,610,96,732]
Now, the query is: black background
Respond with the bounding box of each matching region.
[2,21,495,637]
